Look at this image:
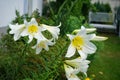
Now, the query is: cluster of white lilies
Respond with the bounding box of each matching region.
[9,18,61,54]
[64,26,107,80]
[9,18,107,80]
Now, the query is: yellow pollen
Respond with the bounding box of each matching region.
[69,73,76,78]
[37,41,46,48]
[28,25,38,34]
[85,77,91,80]
[72,36,84,49]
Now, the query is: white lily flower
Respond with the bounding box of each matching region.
[32,36,54,54]
[65,26,97,59]
[64,64,80,80]
[40,23,61,42]
[9,23,25,41]
[20,18,44,43]
[65,57,90,76]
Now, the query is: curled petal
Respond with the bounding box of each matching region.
[9,24,25,41]
[92,36,108,41]
[41,23,61,41]
[65,44,76,58]
[73,28,96,34]
[67,34,75,41]
[28,35,33,43]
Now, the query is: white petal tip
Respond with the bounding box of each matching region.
[58,22,61,27]
[92,36,108,41]
[86,28,96,33]
[65,55,71,58]
[72,28,96,34]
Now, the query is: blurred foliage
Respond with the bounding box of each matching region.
[66,15,85,33]
[45,0,92,18]
[91,1,112,13]
[43,0,94,35]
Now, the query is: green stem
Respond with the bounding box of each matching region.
[55,41,69,61]
[43,41,69,79]
[48,1,55,17]
[57,0,68,15]
[22,43,27,55]
[21,38,28,58]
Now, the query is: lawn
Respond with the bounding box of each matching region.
[88,33,120,80]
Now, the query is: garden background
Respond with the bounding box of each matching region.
[0,0,120,80]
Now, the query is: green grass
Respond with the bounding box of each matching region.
[88,33,120,80]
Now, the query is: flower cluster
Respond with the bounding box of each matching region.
[64,26,107,80]
[9,18,107,80]
[9,18,61,54]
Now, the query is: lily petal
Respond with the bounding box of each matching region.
[30,18,38,25]
[82,42,97,54]
[67,34,75,41]
[28,35,33,43]
[9,24,25,41]
[78,50,87,59]
[41,23,61,41]
[73,28,96,34]
[14,31,21,41]
[65,44,76,57]
[36,47,42,54]
[77,26,86,36]
[92,36,108,41]
[83,34,96,40]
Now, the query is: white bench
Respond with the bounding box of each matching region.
[89,12,116,32]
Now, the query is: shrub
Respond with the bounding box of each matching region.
[92,1,112,13]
